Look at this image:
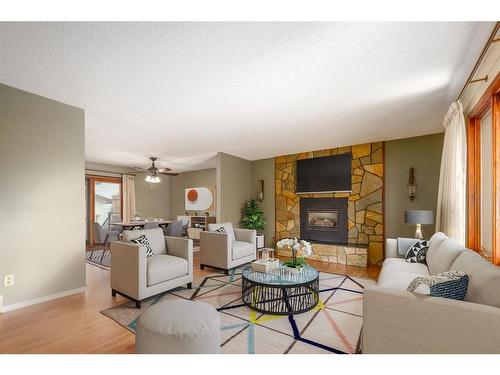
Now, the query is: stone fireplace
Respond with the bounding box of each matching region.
[275,142,384,265]
[300,197,348,244]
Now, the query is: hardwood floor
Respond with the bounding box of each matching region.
[0,253,379,354]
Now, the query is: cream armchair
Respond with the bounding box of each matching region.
[111,228,193,308]
[200,223,256,274]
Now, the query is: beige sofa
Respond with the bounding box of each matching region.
[200,222,256,274]
[111,228,193,308]
[363,232,500,353]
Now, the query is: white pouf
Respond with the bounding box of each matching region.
[135,299,221,354]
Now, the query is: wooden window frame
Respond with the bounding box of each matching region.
[86,175,123,245]
[467,72,500,265]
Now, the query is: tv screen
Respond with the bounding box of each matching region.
[296,153,352,193]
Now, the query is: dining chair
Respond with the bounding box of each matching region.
[92,222,120,250]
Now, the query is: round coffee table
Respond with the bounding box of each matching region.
[241,264,319,315]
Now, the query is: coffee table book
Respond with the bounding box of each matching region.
[251,258,280,273]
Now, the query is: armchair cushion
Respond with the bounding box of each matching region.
[208,222,235,242]
[147,254,188,287]
[122,228,167,256]
[232,240,255,260]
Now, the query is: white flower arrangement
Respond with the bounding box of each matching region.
[276,238,313,270]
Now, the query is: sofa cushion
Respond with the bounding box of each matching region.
[407,271,469,300]
[232,240,255,260]
[147,254,188,287]
[425,232,448,267]
[451,250,500,308]
[208,222,236,242]
[427,238,467,275]
[123,228,167,256]
[397,237,419,257]
[381,258,430,274]
[377,258,430,293]
[404,240,429,264]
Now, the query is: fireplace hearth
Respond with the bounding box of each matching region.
[300,198,348,244]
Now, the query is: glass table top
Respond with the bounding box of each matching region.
[241,263,319,286]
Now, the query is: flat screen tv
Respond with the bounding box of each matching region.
[296,153,352,194]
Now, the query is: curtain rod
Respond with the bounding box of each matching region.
[457,22,500,102]
[85,168,137,177]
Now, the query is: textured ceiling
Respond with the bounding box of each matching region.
[0,22,494,171]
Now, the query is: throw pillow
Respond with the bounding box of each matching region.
[130,234,154,258]
[407,271,469,300]
[405,240,429,263]
[215,227,226,234]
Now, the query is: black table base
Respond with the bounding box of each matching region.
[242,274,319,315]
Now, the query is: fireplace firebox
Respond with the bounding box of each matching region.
[300,198,348,244]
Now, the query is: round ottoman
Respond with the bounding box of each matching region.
[135,299,221,354]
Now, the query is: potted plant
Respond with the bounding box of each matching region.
[241,198,266,248]
[276,238,313,273]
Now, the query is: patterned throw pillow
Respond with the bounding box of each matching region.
[215,227,226,234]
[407,271,469,300]
[405,240,429,263]
[130,235,154,258]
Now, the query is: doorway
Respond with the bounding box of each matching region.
[86,175,123,245]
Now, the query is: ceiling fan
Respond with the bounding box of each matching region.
[134,157,178,183]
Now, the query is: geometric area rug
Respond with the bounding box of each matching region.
[101,269,376,354]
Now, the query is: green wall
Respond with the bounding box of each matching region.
[85,161,170,219]
[250,158,275,247]
[1,84,86,309]
[169,168,216,219]
[384,133,444,240]
[217,152,252,226]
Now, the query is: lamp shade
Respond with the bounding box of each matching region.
[404,210,434,225]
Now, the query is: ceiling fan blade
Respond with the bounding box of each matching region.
[133,167,147,171]
[160,172,178,176]
[158,167,172,172]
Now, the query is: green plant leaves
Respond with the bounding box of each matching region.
[241,198,266,231]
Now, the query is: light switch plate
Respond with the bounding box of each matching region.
[4,275,14,287]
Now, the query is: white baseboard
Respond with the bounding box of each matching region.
[0,286,87,313]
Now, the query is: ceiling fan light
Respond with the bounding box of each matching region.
[145,175,152,182]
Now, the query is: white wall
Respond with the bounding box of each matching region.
[0,84,86,309]
[462,40,500,114]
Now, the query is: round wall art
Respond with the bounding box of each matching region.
[187,189,198,202]
[185,187,215,211]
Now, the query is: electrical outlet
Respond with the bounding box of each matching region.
[4,275,14,287]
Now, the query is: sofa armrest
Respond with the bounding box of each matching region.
[165,236,193,270]
[200,231,231,268]
[363,286,500,353]
[385,238,398,259]
[234,228,256,245]
[110,241,147,299]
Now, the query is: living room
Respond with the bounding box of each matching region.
[1,1,500,373]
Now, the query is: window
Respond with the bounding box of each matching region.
[467,72,500,265]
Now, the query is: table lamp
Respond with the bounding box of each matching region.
[404,209,434,239]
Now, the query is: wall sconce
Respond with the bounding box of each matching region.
[407,167,417,201]
[257,179,264,201]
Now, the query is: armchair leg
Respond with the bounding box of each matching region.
[224,269,229,275]
[135,300,141,309]
[187,282,192,289]
[111,289,116,297]
[200,264,205,270]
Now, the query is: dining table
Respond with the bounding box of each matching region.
[110,220,172,231]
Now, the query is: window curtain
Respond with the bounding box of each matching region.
[435,101,467,245]
[122,175,136,223]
